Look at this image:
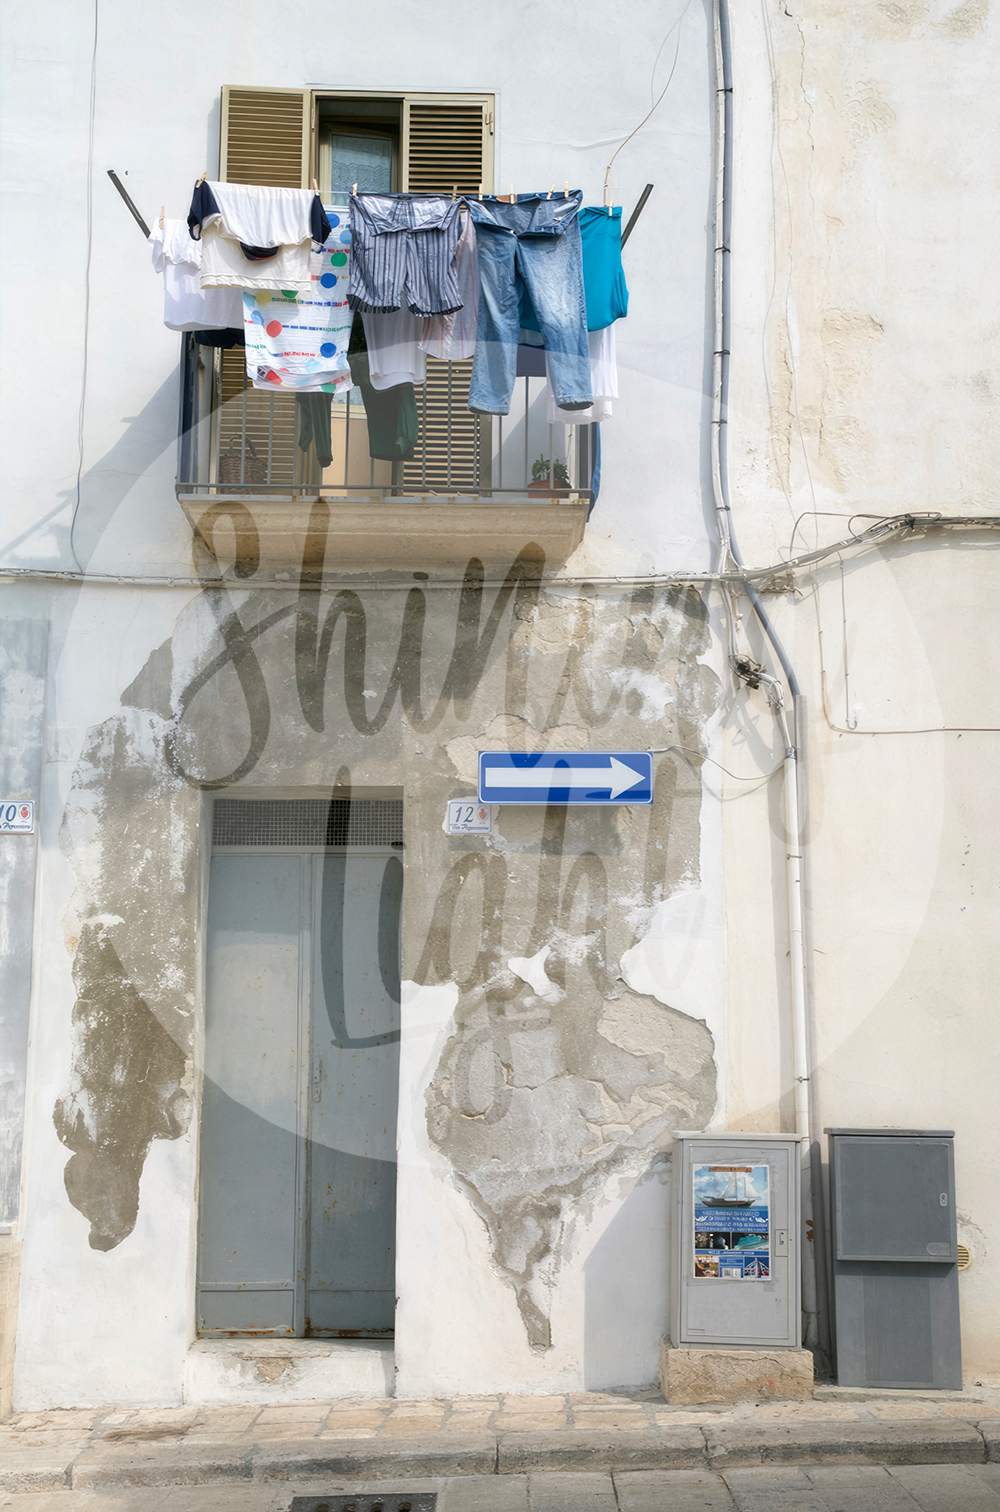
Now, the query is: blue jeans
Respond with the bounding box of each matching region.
[467,192,592,415]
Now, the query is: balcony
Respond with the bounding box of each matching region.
[176,337,593,574]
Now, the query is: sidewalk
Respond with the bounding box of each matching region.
[2,1388,999,1500]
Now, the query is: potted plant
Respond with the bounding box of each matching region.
[528,456,570,494]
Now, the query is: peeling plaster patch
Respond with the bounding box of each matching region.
[937,0,987,30]
[53,924,187,1250]
[843,82,896,150]
[509,945,556,998]
[864,0,929,39]
[426,977,716,1350]
[445,715,590,784]
[818,311,885,490]
[620,887,726,1126]
[120,639,174,721]
[56,705,199,1246]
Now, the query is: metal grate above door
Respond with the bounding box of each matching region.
[213,798,403,849]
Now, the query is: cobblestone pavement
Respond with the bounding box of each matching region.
[2,1463,1000,1511]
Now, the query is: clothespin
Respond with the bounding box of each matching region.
[478,182,483,199]
[159,204,165,229]
[564,180,569,196]
[547,184,554,199]
[352,182,357,196]
[196,171,207,187]
[311,177,319,193]
[451,184,457,202]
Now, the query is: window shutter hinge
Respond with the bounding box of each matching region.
[485,110,494,135]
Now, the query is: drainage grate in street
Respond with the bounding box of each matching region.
[289,1497,437,1512]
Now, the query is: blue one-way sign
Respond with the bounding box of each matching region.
[478,751,653,805]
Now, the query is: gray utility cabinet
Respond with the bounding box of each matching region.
[670,1134,803,1349]
[828,1129,961,1389]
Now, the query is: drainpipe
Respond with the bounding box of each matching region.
[710,0,830,1366]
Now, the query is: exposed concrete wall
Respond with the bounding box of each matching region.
[14,560,726,1407]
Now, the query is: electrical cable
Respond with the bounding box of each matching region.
[69,0,99,574]
[602,0,692,205]
[1,512,999,590]
[650,744,784,782]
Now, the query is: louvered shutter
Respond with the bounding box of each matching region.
[219,86,311,186]
[400,96,493,492]
[216,88,313,492]
[402,98,493,196]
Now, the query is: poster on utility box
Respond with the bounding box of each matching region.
[693,1165,770,1280]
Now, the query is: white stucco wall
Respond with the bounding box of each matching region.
[720,0,1000,1375]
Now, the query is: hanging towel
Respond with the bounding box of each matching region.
[189,182,332,293]
[149,219,243,331]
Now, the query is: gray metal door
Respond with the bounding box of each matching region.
[306,853,401,1334]
[197,800,401,1338]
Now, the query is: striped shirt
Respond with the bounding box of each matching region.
[349,194,464,316]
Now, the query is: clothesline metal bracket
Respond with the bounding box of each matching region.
[107,169,150,238]
[620,183,654,248]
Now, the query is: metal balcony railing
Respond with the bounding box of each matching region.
[176,336,596,504]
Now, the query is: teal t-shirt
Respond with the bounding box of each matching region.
[520,205,629,333]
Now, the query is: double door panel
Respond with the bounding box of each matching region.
[197,849,400,1336]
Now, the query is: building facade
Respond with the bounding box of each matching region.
[0,0,997,1411]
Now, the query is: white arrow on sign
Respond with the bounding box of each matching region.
[482,757,645,800]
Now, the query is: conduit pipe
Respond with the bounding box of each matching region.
[710,0,829,1361]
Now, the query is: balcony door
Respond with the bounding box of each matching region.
[196,797,402,1337]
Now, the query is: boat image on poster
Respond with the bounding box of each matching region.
[693,1165,770,1280]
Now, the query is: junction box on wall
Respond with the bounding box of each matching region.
[670,1133,803,1350]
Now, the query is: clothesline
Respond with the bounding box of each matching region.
[149,177,640,475]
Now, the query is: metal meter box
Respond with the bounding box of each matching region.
[828,1129,961,1389]
[670,1134,802,1349]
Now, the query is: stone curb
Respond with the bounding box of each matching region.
[251,1436,498,1483]
[32,1419,992,1490]
[496,1428,706,1474]
[69,1441,254,1490]
[704,1418,987,1468]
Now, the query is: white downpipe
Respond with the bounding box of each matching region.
[710,0,821,1352]
[777,708,809,1141]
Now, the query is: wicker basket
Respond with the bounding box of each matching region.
[218,436,267,491]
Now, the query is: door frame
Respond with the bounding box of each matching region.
[191,787,404,1343]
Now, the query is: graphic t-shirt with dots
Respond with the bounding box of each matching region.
[242,220,354,392]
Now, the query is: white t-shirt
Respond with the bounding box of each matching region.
[361,308,427,389]
[149,220,243,332]
[547,325,618,423]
